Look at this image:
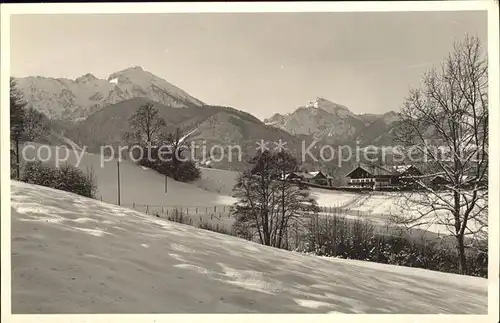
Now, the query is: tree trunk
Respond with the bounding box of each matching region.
[263,232,271,245]
[15,138,20,180]
[262,210,271,246]
[457,235,467,275]
[284,226,289,250]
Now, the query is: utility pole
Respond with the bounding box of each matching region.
[164,174,168,194]
[117,157,121,205]
[15,140,20,179]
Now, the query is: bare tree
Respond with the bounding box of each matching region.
[392,35,488,274]
[126,103,166,146]
[232,150,319,248]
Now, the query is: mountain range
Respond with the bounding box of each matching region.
[13,66,204,120]
[13,66,400,170]
[264,97,399,145]
[65,97,306,170]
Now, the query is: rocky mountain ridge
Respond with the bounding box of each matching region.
[13,66,204,120]
[264,97,399,144]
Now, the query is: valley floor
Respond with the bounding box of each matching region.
[10,181,487,314]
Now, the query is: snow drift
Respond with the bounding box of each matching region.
[10,181,487,314]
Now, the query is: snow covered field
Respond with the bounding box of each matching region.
[10,181,488,314]
[20,143,236,207]
[194,168,487,236]
[195,167,360,207]
[194,167,239,196]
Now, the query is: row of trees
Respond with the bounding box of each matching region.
[10,78,48,179]
[304,215,487,277]
[10,79,98,198]
[123,103,201,182]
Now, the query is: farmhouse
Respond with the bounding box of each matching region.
[394,165,424,188]
[430,175,450,190]
[429,174,487,190]
[345,164,423,190]
[284,170,334,187]
[303,171,330,186]
[283,172,304,182]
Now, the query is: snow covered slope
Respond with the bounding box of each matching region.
[10,181,487,314]
[20,143,235,207]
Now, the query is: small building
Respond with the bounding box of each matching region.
[430,175,451,190]
[283,170,333,187]
[283,172,304,182]
[345,164,423,190]
[345,164,397,189]
[393,165,423,188]
[306,171,330,186]
[430,174,486,190]
[392,165,422,177]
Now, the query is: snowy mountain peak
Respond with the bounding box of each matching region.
[107,66,147,81]
[307,97,332,107]
[262,97,365,140]
[14,66,205,120]
[305,97,352,116]
[263,97,401,143]
[110,65,144,76]
[75,73,98,83]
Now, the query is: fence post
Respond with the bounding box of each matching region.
[146,205,149,214]
[133,202,135,208]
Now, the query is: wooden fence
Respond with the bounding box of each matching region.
[123,203,234,229]
[122,201,449,242]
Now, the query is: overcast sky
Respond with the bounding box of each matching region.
[10,11,487,120]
